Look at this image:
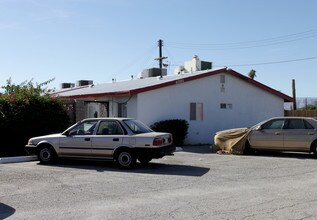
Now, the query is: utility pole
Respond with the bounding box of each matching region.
[292,79,297,110]
[155,39,167,69]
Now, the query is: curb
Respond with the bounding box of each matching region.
[0,156,37,164]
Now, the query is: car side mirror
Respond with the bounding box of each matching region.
[255,125,262,131]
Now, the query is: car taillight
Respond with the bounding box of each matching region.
[153,138,163,146]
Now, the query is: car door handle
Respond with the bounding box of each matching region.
[275,132,281,135]
[113,138,119,142]
[84,138,90,141]
[308,132,314,135]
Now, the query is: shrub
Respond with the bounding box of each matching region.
[0,79,70,157]
[151,119,189,146]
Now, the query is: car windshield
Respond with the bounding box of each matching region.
[123,119,153,134]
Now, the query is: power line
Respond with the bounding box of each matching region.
[214,56,317,67]
[166,28,317,50]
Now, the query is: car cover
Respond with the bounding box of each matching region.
[213,128,251,155]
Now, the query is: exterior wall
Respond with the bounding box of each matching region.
[126,95,138,118]
[136,72,285,144]
[75,100,86,122]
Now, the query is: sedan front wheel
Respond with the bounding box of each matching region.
[38,146,56,164]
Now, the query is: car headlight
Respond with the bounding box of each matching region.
[28,139,34,145]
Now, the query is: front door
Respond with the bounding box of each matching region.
[59,120,98,156]
[249,118,285,150]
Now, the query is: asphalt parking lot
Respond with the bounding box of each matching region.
[2,146,317,219]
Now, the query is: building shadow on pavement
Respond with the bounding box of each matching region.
[0,203,16,219]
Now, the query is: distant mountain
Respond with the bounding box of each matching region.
[284,97,317,110]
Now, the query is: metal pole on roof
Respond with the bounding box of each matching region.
[155,39,167,69]
[159,39,163,69]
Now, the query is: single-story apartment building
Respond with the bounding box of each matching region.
[52,66,293,144]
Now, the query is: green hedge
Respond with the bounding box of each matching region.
[151,119,189,146]
[0,79,70,157]
[0,97,70,157]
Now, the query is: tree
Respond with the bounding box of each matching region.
[248,69,256,79]
[0,78,70,156]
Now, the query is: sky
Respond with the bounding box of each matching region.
[0,0,317,97]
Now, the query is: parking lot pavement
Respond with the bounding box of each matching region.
[1,146,317,219]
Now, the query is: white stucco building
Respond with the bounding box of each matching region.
[53,67,292,144]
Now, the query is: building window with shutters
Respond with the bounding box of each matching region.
[190,103,203,121]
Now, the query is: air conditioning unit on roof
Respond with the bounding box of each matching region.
[141,68,167,78]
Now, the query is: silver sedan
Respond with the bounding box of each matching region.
[25,118,175,169]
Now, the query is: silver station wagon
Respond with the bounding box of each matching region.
[25,118,175,168]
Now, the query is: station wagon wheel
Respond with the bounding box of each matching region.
[115,150,136,169]
[38,146,56,164]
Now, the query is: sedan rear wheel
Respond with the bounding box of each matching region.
[115,150,136,169]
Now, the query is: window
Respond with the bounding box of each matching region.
[97,121,124,135]
[190,103,203,121]
[262,119,284,129]
[220,103,232,109]
[69,120,98,135]
[286,119,314,130]
[123,119,152,134]
[304,120,314,129]
[286,119,305,129]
